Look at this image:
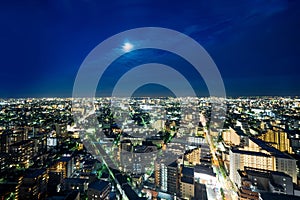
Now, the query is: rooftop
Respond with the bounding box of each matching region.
[231,148,271,157]
[181,176,194,184]
[194,164,215,176]
[88,180,109,192]
[260,192,300,200]
[182,166,194,177]
[64,178,88,185]
[24,168,46,178]
[250,137,294,159]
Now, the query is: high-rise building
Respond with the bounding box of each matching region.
[0,131,10,153]
[258,127,293,154]
[230,148,274,184]
[154,161,168,192]
[31,132,47,155]
[19,169,48,199]
[9,140,34,168]
[180,166,195,199]
[167,161,179,196]
[154,161,161,189]
[199,143,211,165]
[155,160,179,195]
[0,129,28,153]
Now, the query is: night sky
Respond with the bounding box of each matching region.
[1,0,300,97]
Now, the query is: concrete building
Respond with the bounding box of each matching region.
[222,127,248,146]
[167,161,179,196]
[19,169,48,199]
[180,166,195,199]
[9,140,34,168]
[237,167,293,197]
[49,156,74,179]
[154,161,168,192]
[258,127,293,154]
[184,147,200,165]
[229,137,297,184]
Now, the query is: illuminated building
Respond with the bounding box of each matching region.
[55,123,67,139]
[120,144,156,174]
[9,140,34,168]
[120,140,132,152]
[195,122,205,137]
[230,148,274,184]
[31,132,47,155]
[187,136,206,146]
[229,137,297,184]
[49,156,74,178]
[154,160,179,195]
[199,143,211,165]
[0,129,28,153]
[19,169,48,199]
[0,180,21,200]
[222,127,247,146]
[154,161,160,188]
[10,128,28,144]
[184,147,200,165]
[0,131,10,153]
[154,161,168,192]
[0,152,9,172]
[238,181,259,200]
[258,127,293,154]
[153,119,165,131]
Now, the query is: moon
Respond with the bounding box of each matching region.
[122,42,134,52]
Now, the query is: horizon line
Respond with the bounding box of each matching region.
[0,95,300,99]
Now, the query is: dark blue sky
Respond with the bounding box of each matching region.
[0,0,299,97]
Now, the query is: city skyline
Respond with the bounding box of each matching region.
[0,96,300,199]
[1,0,300,97]
[1,2,300,199]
